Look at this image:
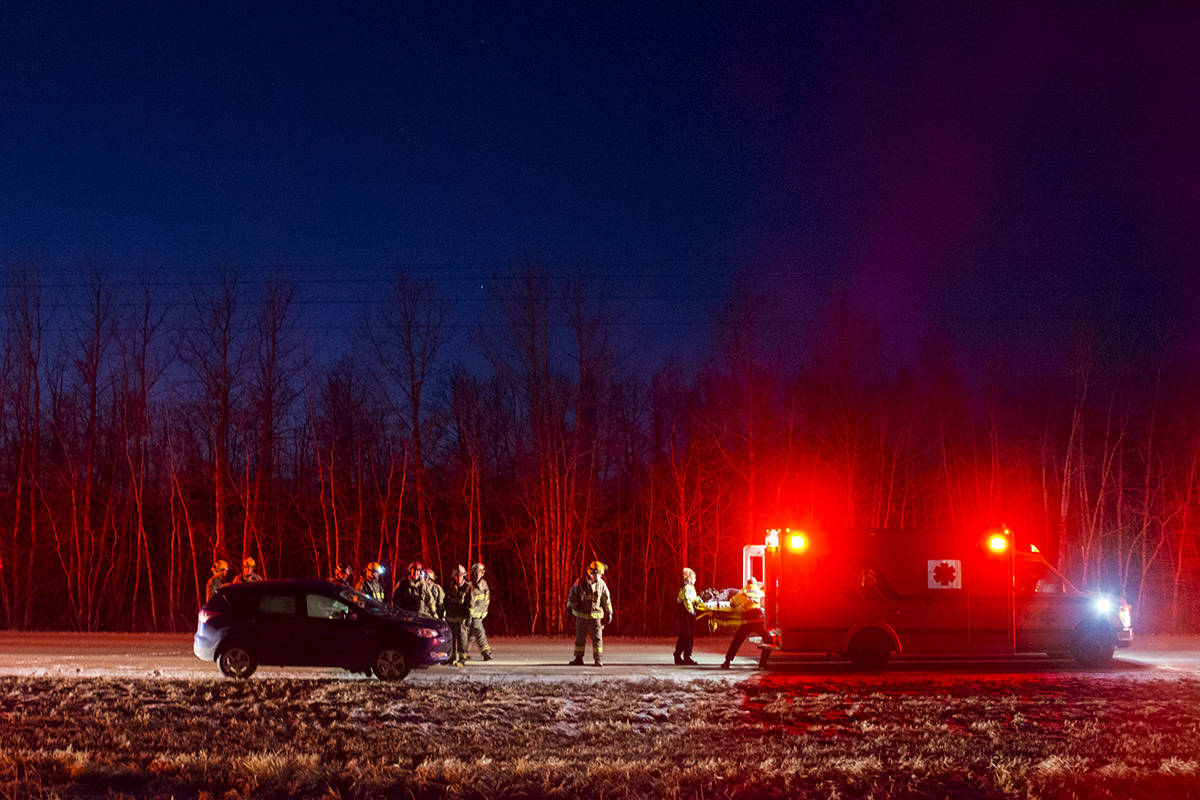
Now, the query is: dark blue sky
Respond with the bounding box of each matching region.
[3,3,1197,371]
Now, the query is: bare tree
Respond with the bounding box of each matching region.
[365,273,447,569]
[176,269,248,563]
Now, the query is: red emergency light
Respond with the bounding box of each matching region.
[787,532,808,552]
[987,534,1009,553]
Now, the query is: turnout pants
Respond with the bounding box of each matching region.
[573,616,603,662]
[466,616,490,657]
[447,617,468,663]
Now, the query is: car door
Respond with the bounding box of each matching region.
[251,590,307,665]
[303,591,369,668]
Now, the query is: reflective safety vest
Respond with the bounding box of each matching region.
[567,577,612,620]
[469,578,490,619]
[676,583,703,616]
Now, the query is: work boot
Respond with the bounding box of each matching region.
[594,659,604,667]
[720,660,731,669]
[569,657,585,666]
[482,652,493,661]
[683,656,699,666]
[673,653,683,665]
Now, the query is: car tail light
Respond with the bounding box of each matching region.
[198,609,214,625]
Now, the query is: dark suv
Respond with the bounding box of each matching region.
[194,579,451,680]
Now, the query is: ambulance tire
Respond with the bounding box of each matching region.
[1069,622,1114,668]
[847,629,892,671]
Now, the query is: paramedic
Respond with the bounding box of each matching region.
[674,567,702,665]
[721,577,765,668]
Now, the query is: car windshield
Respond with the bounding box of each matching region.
[337,587,391,615]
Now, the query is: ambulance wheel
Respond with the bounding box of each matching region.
[1069,623,1114,668]
[847,629,892,671]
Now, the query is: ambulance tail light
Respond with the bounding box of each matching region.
[787,533,808,552]
[987,533,1009,553]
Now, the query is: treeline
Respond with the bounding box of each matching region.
[0,265,1197,634]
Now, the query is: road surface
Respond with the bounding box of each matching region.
[1,631,1197,682]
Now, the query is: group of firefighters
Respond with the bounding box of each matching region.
[206,557,760,667]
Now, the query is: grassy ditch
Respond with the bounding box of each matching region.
[1,674,1199,799]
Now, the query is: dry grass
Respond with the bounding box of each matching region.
[1,674,1199,799]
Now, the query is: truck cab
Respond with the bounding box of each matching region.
[756,527,1133,669]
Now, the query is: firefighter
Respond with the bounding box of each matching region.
[395,561,435,616]
[328,562,354,588]
[357,562,386,602]
[424,568,446,620]
[721,577,766,668]
[233,556,262,584]
[465,562,493,661]
[206,559,230,600]
[566,560,612,666]
[674,567,702,665]
[444,564,471,666]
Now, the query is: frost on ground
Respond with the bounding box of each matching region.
[2,674,1200,799]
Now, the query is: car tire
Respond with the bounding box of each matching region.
[1070,622,1114,668]
[218,644,258,679]
[372,646,410,681]
[847,628,892,671]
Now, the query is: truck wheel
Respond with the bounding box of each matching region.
[372,646,411,681]
[758,648,771,669]
[1070,623,1114,668]
[218,644,258,679]
[847,629,892,671]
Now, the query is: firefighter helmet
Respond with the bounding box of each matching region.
[242,557,256,568]
[588,560,607,575]
[470,562,485,576]
[212,559,229,573]
[366,561,384,576]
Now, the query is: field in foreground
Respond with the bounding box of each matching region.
[2,674,1200,799]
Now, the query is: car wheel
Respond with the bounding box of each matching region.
[1070,623,1114,668]
[218,644,258,679]
[847,628,892,671]
[372,646,410,681]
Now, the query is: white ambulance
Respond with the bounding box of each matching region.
[751,527,1133,669]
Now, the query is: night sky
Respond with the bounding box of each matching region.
[3,3,1198,371]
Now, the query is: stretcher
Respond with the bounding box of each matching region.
[694,588,746,633]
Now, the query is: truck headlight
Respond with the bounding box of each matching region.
[1093,597,1113,615]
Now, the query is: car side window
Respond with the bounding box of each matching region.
[306,593,351,620]
[258,594,297,615]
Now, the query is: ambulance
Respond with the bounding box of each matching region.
[750,527,1133,669]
